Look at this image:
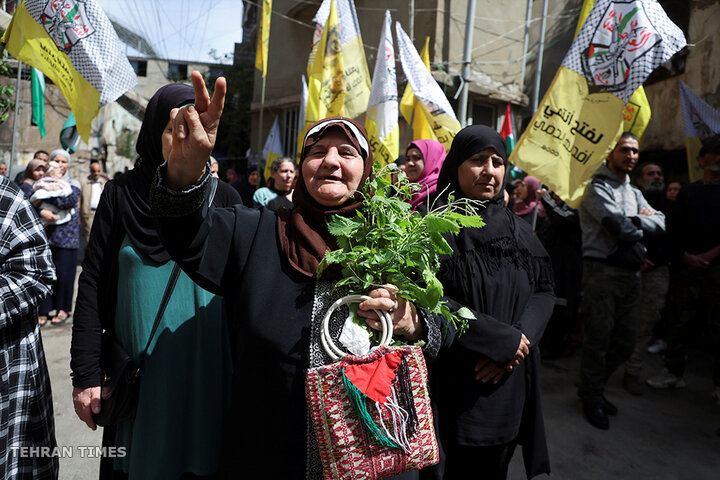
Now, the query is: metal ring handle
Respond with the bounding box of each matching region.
[320,294,394,361]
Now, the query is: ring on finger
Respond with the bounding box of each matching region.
[388,299,398,313]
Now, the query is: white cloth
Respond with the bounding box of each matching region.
[90,181,102,209]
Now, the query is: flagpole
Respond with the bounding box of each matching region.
[458,0,476,126]
[256,74,266,190]
[531,0,549,114]
[406,0,416,145]
[519,0,533,93]
[408,0,415,42]
[10,60,22,179]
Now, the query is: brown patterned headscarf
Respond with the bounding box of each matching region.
[277,117,374,278]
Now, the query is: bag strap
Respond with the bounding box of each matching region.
[135,176,217,371]
[320,295,393,361]
[136,263,182,370]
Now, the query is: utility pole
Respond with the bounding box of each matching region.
[531,0,548,114]
[519,0,533,93]
[408,0,415,42]
[458,0,476,126]
[10,61,22,179]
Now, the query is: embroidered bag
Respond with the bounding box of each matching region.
[305,295,439,479]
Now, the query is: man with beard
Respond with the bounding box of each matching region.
[647,136,720,405]
[622,162,676,395]
[577,133,666,429]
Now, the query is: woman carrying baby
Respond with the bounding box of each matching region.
[37,149,81,327]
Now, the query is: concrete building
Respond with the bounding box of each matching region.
[641,0,719,182]
[248,0,583,159]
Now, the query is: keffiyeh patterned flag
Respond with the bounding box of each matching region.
[509,0,686,207]
[3,0,137,142]
[396,23,460,151]
[365,11,399,167]
[678,80,720,182]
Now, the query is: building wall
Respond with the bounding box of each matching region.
[642,1,720,153]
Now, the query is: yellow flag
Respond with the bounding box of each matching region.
[575,0,650,138]
[2,0,137,142]
[307,0,345,125]
[399,36,435,143]
[301,0,372,143]
[254,0,272,78]
[678,80,720,182]
[509,0,686,207]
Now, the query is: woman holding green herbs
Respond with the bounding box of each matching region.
[149,72,444,479]
[425,125,554,480]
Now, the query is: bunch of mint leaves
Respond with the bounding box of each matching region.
[316,163,485,336]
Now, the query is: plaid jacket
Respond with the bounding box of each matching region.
[0,176,58,479]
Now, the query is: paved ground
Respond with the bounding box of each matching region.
[39,273,720,479]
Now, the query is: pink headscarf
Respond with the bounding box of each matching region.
[512,175,546,218]
[407,139,447,209]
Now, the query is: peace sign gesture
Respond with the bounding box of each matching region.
[166,70,227,190]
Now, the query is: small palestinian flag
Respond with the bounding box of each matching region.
[500,103,515,154]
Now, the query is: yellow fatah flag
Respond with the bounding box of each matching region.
[365,10,399,167]
[255,0,272,78]
[302,0,371,139]
[306,0,345,127]
[509,0,686,207]
[2,0,137,142]
[575,0,650,138]
[399,36,435,142]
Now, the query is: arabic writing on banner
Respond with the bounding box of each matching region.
[510,66,624,207]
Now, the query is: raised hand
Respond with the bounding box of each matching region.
[167,70,227,190]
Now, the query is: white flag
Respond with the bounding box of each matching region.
[395,23,460,150]
[365,10,399,166]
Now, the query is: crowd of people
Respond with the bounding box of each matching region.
[0,71,718,480]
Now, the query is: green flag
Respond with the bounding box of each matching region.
[60,112,80,153]
[31,67,46,138]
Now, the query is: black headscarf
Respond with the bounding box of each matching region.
[119,83,195,263]
[236,162,258,207]
[437,125,508,205]
[435,124,549,280]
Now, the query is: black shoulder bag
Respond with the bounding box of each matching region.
[93,264,181,426]
[94,177,218,426]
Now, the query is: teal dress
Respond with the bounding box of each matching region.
[112,236,232,478]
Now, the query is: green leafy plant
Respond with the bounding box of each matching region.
[317,163,485,336]
[0,52,16,124]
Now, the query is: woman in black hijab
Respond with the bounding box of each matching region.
[427,125,554,479]
[71,83,239,479]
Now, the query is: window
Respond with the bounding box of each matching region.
[470,103,497,129]
[129,60,147,77]
[283,107,300,160]
[167,63,188,81]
